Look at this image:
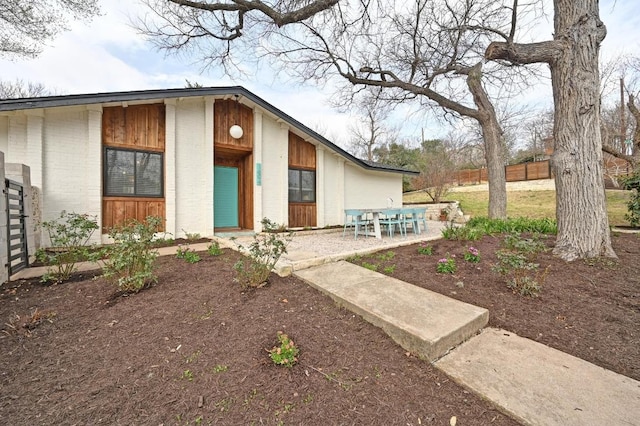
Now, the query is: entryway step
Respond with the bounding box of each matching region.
[294,261,488,361]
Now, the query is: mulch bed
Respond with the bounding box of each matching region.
[350,232,640,382]
[1,250,517,425]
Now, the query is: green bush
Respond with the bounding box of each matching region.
[492,233,548,297]
[102,216,162,293]
[621,172,640,227]
[207,240,223,256]
[466,217,557,235]
[36,211,100,283]
[176,245,201,263]
[234,218,292,288]
[268,331,299,367]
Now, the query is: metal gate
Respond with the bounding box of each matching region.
[5,179,28,276]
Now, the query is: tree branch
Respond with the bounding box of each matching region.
[168,0,339,27]
[485,40,564,65]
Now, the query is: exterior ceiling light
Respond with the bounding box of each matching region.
[229,94,243,139]
[229,124,243,139]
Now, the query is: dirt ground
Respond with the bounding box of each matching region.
[2,232,637,425]
[350,232,640,382]
[1,249,517,426]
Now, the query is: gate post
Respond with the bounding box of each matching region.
[0,152,7,284]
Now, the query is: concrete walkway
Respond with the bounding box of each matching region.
[294,261,640,426]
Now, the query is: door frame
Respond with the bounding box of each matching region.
[214,151,253,230]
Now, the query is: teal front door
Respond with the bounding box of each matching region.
[214,166,239,228]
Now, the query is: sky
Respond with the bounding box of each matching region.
[1,0,639,150]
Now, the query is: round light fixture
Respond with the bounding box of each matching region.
[229,124,244,139]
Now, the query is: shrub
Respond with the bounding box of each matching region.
[492,233,549,297]
[417,242,433,255]
[234,218,292,288]
[102,216,162,293]
[621,172,640,227]
[182,229,201,241]
[502,232,547,254]
[176,245,201,263]
[436,255,457,274]
[268,331,299,367]
[463,246,481,263]
[207,240,224,256]
[466,217,557,235]
[36,211,100,283]
[441,222,482,241]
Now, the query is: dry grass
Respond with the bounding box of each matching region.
[404,188,632,226]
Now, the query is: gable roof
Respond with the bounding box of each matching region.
[0,86,418,175]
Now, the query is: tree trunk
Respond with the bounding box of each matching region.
[486,0,616,260]
[467,63,507,219]
[550,0,615,260]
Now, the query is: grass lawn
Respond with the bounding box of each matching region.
[404,188,633,227]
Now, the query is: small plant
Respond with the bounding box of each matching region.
[212,364,228,373]
[36,211,100,283]
[383,265,396,274]
[234,218,292,288]
[503,233,547,254]
[181,369,194,381]
[441,222,482,241]
[182,229,201,240]
[436,255,457,274]
[268,331,299,367]
[492,233,548,297]
[176,245,201,263]
[417,242,433,255]
[377,251,396,261]
[102,216,162,294]
[207,240,223,256]
[362,262,379,272]
[463,246,481,263]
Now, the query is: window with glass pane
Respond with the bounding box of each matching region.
[288,169,315,203]
[105,148,163,197]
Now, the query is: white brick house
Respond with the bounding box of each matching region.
[0,87,415,247]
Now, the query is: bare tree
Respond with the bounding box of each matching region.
[137,0,538,219]
[347,92,397,161]
[486,0,615,260]
[412,139,455,203]
[0,0,101,59]
[0,79,51,99]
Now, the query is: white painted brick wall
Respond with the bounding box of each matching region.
[175,99,209,238]
[344,164,403,210]
[0,151,7,284]
[260,118,288,225]
[42,109,101,245]
[0,117,8,154]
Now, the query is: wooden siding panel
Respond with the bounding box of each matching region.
[103,104,165,151]
[102,107,126,145]
[102,198,166,232]
[288,133,316,169]
[214,99,253,151]
[289,204,317,228]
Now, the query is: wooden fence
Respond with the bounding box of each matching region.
[454,160,553,185]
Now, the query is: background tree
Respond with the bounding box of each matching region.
[137,0,541,219]
[373,141,421,192]
[1,0,100,59]
[486,0,615,260]
[411,139,455,203]
[346,91,398,161]
[0,79,50,99]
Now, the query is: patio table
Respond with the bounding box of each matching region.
[352,208,424,239]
